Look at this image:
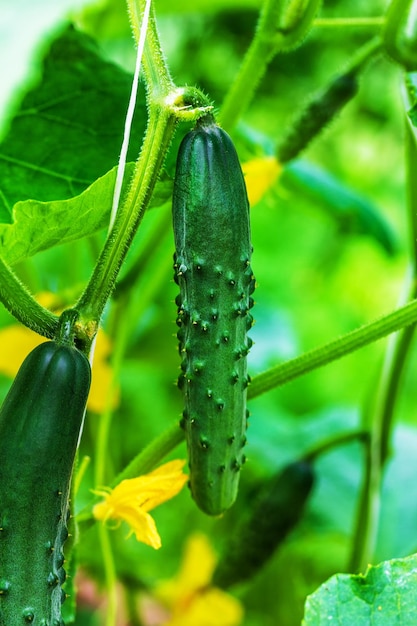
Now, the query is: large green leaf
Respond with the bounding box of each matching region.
[303,554,417,625]
[0,164,135,265]
[0,24,148,223]
[0,25,177,263]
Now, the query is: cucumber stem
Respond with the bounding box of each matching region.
[303,429,369,463]
[76,422,185,528]
[313,17,385,28]
[55,309,80,346]
[248,297,417,399]
[110,422,185,487]
[75,0,212,327]
[219,0,320,129]
[349,116,417,573]
[0,257,59,338]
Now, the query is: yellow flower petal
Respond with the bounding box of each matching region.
[156,533,215,605]
[176,533,216,592]
[242,155,282,206]
[0,325,47,377]
[156,533,243,626]
[0,316,116,414]
[93,460,188,549]
[169,587,243,626]
[87,330,119,414]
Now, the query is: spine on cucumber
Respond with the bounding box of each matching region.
[172,114,255,516]
[0,325,91,626]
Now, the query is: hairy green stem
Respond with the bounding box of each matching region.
[111,422,185,486]
[126,0,174,95]
[349,116,417,573]
[304,429,369,463]
[75,106,177,324]
[378,305,416,466]
[0,257,59,338]
[73,455,91,500]
[93,288,139,626]
[98,523,118,626]
[76,422,184,528]
[94,300,131,487]
[348,439,375,573]
[219,0,320,130]
[248,297,417,399]
[76,0,212,326]
[405,115,417,273]
[313,17,385,28]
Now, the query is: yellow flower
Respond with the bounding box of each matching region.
[87,329,118,414]
[0,324,47,377]
[154,533,243,626]
[242,155,282,206]
[0,316,117,414]
[93,460,189,550]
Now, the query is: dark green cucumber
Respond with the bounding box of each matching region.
[212,461,315,588]
[277,71,359,163]
[172,115,255,516]
[0,322,91,626]
[276,37,383,164]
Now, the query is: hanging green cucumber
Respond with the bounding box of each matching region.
[212,460,315,588]
[0,310,91,626]
[277,38,381,164]
[276,71,359,163]
[172,114,255,516]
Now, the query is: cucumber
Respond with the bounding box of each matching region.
[0,312,91,626]
[277,71,358,163]
[212,461,315,588]
[172,114,254,516]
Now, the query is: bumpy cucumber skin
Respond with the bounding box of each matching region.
[212,461,315,588]
[172,119,255,516]
[277,72,358,164]
[0,341,91,626]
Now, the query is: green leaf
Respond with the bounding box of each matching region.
[0,163,135,265]
[0,24,147,222]
[280,160,398,256]
[303,554,417,625]
[0,161,173,265]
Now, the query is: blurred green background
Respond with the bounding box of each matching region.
[2,0,417,624]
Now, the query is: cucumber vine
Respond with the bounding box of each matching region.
[1,0,417,624]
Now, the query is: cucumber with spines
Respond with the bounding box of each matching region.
[277,71,359,164]
[276,37,382,164]
[0,311,91,626]
[172,114,254,516]
[212,460,315,588]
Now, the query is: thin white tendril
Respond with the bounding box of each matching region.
[108,0,152,233]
